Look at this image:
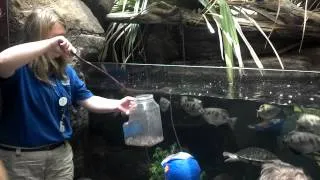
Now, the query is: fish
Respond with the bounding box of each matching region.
[282,130,320,154]
[257,104,282,120]
[294,105,320,117]
[159,97,171,112]
[180,96,204,116]
[296,113,320,135]
[202,108,237,129]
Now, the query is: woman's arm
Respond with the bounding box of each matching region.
[79,96,135,114]
[0,36,75,78]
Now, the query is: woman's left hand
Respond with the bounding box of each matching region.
[117,96,136,115]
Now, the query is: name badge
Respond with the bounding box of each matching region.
[59,97,68,107]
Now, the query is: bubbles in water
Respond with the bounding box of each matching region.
[288,100,292,104]
[310,97,314,101]
[288,95,293,99]
[269,91,272,95]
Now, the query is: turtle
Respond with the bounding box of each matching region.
[223,147,280,165]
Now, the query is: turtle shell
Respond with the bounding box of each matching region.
[235,147,278,163]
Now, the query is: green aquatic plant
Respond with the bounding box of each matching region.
[199,0,242,84]
[200,171,207,180]
[198,0,284,99]
[199,0,284,76]
[148,143,178,180]
[99,0,148,63]
[112,0,137,12]
[102,0,284,74]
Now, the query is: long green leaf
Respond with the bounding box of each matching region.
[299,0,308,52]
[134,0,140,13]
[203,14,216,34]
[208,13,225,61]
[99,23,123,62]
[199,0,235,83]
[219,0,243,68]
[238,8,284,69]
[233,18,264,69]
[199,0,225,61]
[122,0,128,12]
[112,25,131,63]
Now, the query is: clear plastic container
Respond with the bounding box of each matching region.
[123,94,164,146]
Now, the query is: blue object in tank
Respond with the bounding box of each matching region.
[123,120,144,138]
[255,119,285,132]
[161,152,201,180]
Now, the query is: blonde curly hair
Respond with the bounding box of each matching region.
[24,8,68,84]
[259,162,311,180]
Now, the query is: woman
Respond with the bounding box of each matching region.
[0,8,135,179]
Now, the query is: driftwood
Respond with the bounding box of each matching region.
[258,0,320,24]
[105,1,320,38]
[105,2,198,25]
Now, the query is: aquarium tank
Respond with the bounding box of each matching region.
[83,62,320,180]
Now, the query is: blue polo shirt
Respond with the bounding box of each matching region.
[0,65,93,147]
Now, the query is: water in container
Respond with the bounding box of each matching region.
[123,94,164,146]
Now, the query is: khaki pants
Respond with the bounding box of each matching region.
[0,142,74,180]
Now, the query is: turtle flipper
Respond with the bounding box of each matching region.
[223,152,239,162]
